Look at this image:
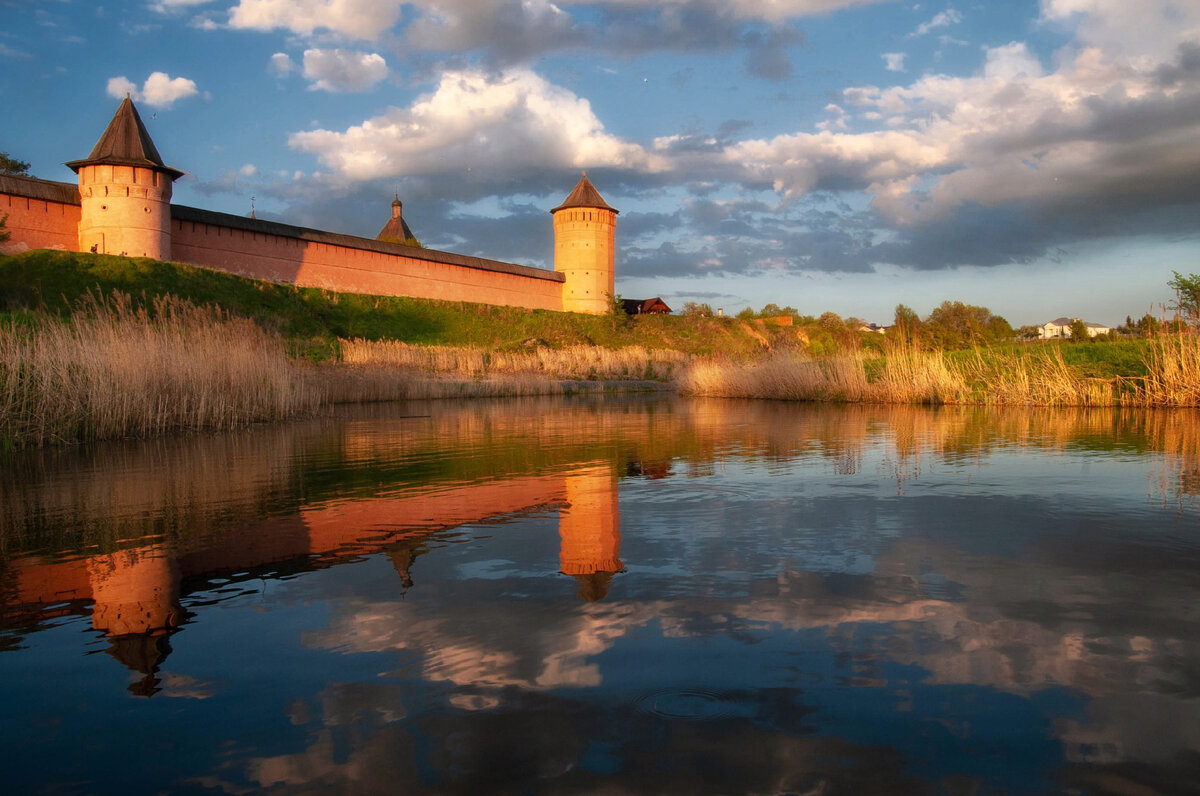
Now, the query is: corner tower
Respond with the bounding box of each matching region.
[551,173,617,315]
[67,97,184,259]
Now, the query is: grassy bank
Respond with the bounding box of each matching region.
[0,290,679,447]
[0,250,781,358]
[678,338,1200,407]
[4,249,1200,448]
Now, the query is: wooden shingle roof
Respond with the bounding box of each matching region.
[550,173,617,214]
[66,97,184,180]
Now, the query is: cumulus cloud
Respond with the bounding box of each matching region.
[401,0,579,63]
[910,7,962,37]
[149,0,214,11]
[1040,0,1200,59]
[269,0,1200,277]
[557,0,888,23]
[882,52,906,71]
[106,71,199,108]
[289,67,662,182]
[392,1,826,76]
[268,52,294,76]
[302,48,388,91]
[228,0,404,40]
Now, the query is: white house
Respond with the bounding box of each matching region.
[1037,317,1112,339]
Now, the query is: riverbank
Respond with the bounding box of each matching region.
[4,250,1199,448]
[0,288,677,447]
[677,341,1200,407]
[0,250,782,358]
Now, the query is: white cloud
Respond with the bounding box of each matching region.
[106,71,200,108]
[289,67,661,181]
[276,0,1199,276]
[981,41,1044,81]
[639,2,1200,232]
[911,7,962,36]
[0,42,32,58]
[106,76,138,99]
[883,52,906,71]
[228,0,405,40]
[268,52,294,76]
[556,0,889,22]
[149,0,214,11]
[301,48,388,92]
[143,71,200,107]
[1040,0,1200,59]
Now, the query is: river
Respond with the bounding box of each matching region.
[1,396,1198,793]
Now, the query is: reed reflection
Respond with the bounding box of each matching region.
[1,397,1199,792]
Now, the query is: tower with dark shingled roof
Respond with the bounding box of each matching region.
[551,172,618,315]
[67,96,183,260]
[376,193,417,245]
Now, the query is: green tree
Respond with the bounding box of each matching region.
[1135,314,1162,337]
[893,303,923,344]
[0,152,30,176]
[0,213,9,244]
[1067,318,1090,342]
[817,310,843,330]
[681,301,714,318]
[759,302,798,318]
[1168,271,1200,328]
[923,301,1013,350]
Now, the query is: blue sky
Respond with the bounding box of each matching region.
[2,0,1198,326]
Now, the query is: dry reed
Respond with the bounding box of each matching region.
[679,334,1200,407]
[1134,333,1200,407]
[0,292,322,447]
[339,338,686,381]
[316,366,617,404]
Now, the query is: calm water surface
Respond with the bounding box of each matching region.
[2,397,1199,794]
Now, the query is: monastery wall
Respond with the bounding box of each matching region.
[3,99,620,315]
[0,175,80,254]
[170,207,565,311]
[0,174,566,312]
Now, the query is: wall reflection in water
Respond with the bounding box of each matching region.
[1,397,1199,793]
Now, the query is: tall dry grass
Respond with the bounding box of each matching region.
[339,338,686,381]
[0,293,322,447]
[1135,333,1200,407]
[678,351,870,402]
[316,366,615,404]
[679,334,1200,407]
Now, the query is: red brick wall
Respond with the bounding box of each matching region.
[171,217,564,311]
[0,192,80,254]
[2,178,566,313]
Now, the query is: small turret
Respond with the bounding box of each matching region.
[551,172,618,315]
[377,193,417,245]
[67,97,183,259]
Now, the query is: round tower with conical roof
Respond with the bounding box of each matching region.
[551,173,618,315]
[67,96,184,260]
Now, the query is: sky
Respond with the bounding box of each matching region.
[2,0,1198,327]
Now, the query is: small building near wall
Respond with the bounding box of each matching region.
[621,297,672,315]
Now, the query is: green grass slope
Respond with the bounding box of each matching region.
[0,250,781,358]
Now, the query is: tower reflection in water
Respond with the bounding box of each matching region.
[5,460,626,695]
